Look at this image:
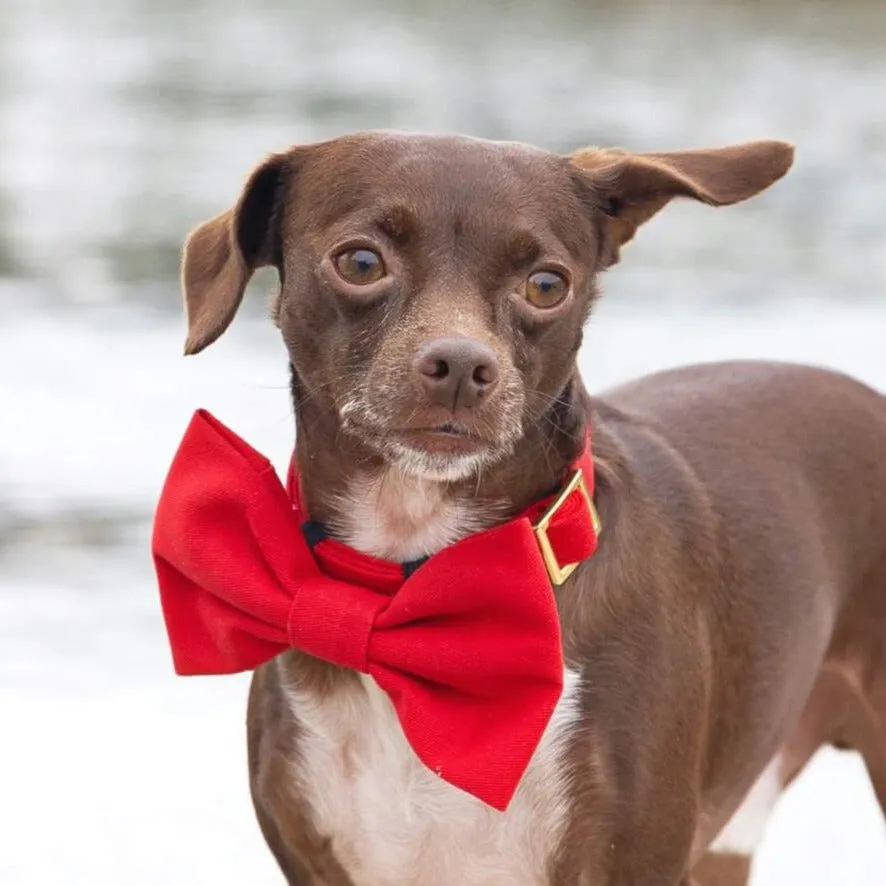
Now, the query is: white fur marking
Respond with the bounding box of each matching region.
[328,466,502,562]
[285,667,582,886]
[388,441,495,483]
[709,755,784,855]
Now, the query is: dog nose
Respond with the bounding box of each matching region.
[413,336,500,410]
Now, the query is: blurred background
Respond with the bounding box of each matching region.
[1,0,885,882]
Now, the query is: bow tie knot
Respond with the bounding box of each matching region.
[288,576,383,673]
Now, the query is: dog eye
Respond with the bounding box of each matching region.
[525,270,569,308]
[333,248,386,285]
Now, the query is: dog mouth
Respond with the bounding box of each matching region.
[343,416,493,457]
[396,422,489,455]
[340,413,513,480]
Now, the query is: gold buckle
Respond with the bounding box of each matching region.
[533,470,601,586]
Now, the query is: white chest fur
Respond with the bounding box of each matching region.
[284,667,581,886]
[326,465,501,562]
[283,468,581,886]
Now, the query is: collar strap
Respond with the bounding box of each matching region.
[286,442,600,588]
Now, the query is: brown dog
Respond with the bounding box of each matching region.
[178,132,886,885]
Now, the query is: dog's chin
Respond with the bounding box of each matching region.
[384,440,503,483]
[340,414,516,483]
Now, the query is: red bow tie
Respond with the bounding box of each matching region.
[152,410,600,810]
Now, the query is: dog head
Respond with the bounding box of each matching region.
[180,132,792,482]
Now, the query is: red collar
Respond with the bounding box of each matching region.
[152,410,600,810]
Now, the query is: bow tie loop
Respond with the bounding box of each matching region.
[287,576,385,673]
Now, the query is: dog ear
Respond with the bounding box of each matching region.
[181,153,290,355]
[570,140,794,267]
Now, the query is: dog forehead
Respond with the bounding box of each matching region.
[290,132,574,228]
[306,130,556,174]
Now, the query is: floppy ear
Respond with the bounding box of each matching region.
[181,152,290,355]
[570,140,794,267]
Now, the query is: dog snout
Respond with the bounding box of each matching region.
[413,336,500,411]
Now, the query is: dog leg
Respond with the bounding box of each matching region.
[859,676,886,816]
[782,638,886,820]
[839,657,886,818]
[851,582,886,818]
[811,562,886,819]
[252,798,317,885]
[697,753,785,886]
[248,664,356,885]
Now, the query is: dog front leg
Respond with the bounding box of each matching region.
[563,801,699,886]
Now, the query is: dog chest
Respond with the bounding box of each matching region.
[283,667,581,886]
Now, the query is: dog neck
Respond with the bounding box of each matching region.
[290,367,590,563]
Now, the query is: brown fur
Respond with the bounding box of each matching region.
[179,131,886,884]
[692,853,752,886]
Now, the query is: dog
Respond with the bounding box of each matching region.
[163,131,886,885]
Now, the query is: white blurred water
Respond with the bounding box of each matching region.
[2,0,886,882]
